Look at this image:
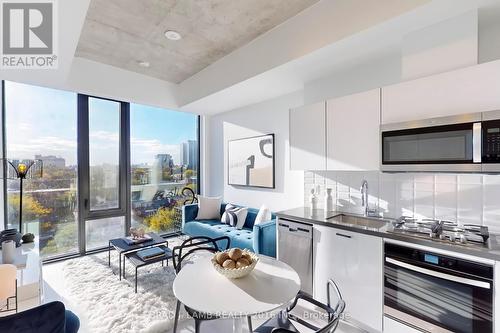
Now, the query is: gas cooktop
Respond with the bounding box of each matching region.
[389,217,490,247]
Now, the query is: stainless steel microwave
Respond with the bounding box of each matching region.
[381,111,500,172]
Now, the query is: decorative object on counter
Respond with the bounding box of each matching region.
[1,240,16,264]
[309,188,318,210]
[3,159,43,236]
[324,188,334,213]
[21,233,35,244]
[0,229,22,248]
[123,230,152,246]
[212,248,259,279]
[228,134,275,188]
[129,227,145,239]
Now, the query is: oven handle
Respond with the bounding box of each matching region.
[385,257,491,289]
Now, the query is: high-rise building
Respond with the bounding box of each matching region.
[155,154,174,169]
[154,154,174,183]
[180,142,188,167]
[34,154,66,168]
[180,140,197,170]
[187,140,197,170]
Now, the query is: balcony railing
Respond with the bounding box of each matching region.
[7,182,194,259]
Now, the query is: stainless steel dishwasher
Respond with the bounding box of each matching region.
[277,218,313,294]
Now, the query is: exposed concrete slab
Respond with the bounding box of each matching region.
[75,0,320,83]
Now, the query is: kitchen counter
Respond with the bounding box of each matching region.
[276,207,500,262]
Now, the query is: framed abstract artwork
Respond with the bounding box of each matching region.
[228,134,275,188]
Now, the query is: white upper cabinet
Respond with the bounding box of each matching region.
[289,101,326,170]
[327,89,381,170]
[382,60,500,124]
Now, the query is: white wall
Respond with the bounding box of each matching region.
[401,10,478,80]
[479,5,500,63]
[305,8,489,106]
[304,53,401,105]
[206,91,304,212]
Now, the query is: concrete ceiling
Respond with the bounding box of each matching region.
[75,0,320,84]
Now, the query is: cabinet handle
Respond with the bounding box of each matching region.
[336,232,351,239]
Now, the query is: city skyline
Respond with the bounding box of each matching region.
[5,81,198,166]
[20,139,196,169]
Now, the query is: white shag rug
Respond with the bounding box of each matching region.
[63,241,188,333]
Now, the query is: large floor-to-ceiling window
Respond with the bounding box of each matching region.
[79,95,130,252]
[4,81,79,259]
[130,103,198,234]
[3,81,200,259]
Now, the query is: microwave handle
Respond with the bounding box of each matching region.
[385,257,491,289]
[473,122,482,163]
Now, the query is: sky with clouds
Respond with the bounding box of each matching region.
[4,81,197,166]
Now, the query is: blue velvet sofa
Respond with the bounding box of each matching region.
[182,203,277,257]
[0,301,80,333]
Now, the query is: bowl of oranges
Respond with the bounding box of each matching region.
[211,248,259,279]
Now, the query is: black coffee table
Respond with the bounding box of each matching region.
[124,245,173,292]
[108,232,167,280]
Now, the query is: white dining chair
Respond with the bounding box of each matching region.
[0,264,17,314]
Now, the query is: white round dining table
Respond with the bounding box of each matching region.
[173,254,301,333]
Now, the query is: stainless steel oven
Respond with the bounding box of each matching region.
[384,242,493,333]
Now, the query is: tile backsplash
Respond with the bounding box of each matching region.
[304,171,500,233]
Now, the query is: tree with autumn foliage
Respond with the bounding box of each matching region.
[8,194,51,223]
[144,207,176,232]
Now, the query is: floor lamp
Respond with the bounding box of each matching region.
[5,159,43,236]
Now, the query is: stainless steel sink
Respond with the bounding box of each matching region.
[327,214,388,229]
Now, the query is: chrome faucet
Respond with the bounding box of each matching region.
[360,180,369,216]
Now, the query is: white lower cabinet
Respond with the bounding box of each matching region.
[313,224,383,332]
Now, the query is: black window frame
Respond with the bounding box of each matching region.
[1,80,201,261]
